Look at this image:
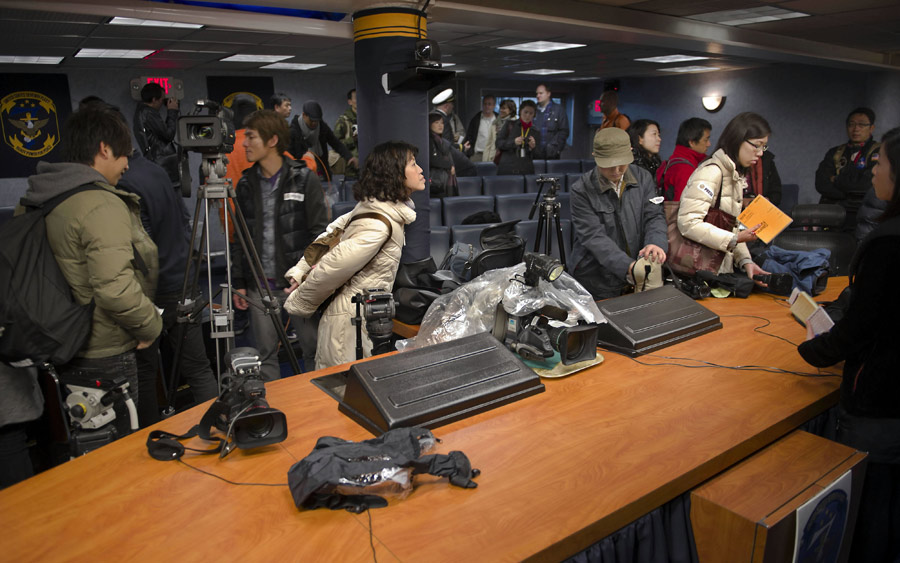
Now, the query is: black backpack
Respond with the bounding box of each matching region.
[0,185,102,367]
[440,220,525,283]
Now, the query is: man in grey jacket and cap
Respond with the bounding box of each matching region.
[570,128,668,299]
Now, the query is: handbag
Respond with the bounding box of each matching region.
[666,167,736,276]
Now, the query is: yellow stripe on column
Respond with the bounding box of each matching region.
[353,12,426,41]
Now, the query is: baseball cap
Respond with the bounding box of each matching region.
[302,101,323,120]
[592,128,634,168]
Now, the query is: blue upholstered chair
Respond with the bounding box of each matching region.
[473,161,498,177]
[456,176,483,197]
[430,226,451,266]
[483,176,525,195]
[533,160,547,175]
[581,159,595,173]
[332,200,356,219]
[515,219,572,263]
[495,194,538,222]
[430,198,442,226]
[546,159,582,176]
[442,195,495,226]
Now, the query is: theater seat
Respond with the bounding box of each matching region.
[495,194,538,222]
[431,226,451,266]
[456,176,483,197]
[515,219,572,264]
[473,161,498,177]
[340,180,357,202]
[581,159,595,173]
[0,206,14,227]
[430,198,442,226]
[773,204,856,276]
[566,172,584,192]
[332,200,356,219]
[442,195,495,226]
[779,183,799,216]
[546,159,582,176]
[533,160,547,175]
[483,176,525,195]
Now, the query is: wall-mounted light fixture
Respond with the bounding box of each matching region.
[702,95,725,112]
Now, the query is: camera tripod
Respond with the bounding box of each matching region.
[528,176,567,269]
[351,289,395,361]
[163,154,299,415]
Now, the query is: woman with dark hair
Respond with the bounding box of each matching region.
[628,119,662,177]
[495,99,541,175]
[428,111,457,198]
[676,112,770,281]
[799,127,900,562]
[483,99,517,163]
[284,141,423,369]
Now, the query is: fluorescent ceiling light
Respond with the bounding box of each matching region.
[75,49,155,58]
[0,56,64,65]
[514,69,574,75]
[440,63,456,67]
[261,63,326,70]
[689,7,808,26]
[498,41,585,53]
[660,65,721,73]
[221,54,293,63]
[635,54,709,64]
[566,76,601,81]
[108,17,203,29]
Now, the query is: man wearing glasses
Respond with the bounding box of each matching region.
[815,107,880,232]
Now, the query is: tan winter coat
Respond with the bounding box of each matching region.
[676,149,751,274]
[284,198,416,369]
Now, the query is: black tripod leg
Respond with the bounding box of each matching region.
[228,196,302,375]
[554,211,567,268]
[534,208,546,253]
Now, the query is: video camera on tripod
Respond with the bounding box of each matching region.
[175,99,236,196]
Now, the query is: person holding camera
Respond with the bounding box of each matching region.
[284,141,422,370]
[570,128,668,299]
[231,110,328,379]
[133,82,180,191]
[496,100,541,175]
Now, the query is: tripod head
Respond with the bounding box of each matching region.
[529,176,562,220]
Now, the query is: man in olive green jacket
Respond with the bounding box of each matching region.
[21,105,162,434]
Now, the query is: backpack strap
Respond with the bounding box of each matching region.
[23,183,106,216]
[658,158,693,200]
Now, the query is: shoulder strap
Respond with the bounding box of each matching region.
[23,183,105,216]
[350,212,393,241]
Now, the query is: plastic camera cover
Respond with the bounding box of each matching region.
[396,263,605,352]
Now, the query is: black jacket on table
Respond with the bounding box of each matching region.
[231,158,328,291]
[289,117,353,182]
[495,120,541,176]
[133,103,180,187]
[814,138,880,205]
[799,214,900,418]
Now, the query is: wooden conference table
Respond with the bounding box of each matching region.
[0,279,846,562]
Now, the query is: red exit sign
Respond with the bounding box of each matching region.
[130,77,184,101]
[593,100,603,113]
[146,76,172,94]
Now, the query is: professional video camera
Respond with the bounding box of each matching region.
[64,376,138,456]
[214,347,287,451]
[177,99,236,155]
[351,289,396,359]
[491,253,599,366]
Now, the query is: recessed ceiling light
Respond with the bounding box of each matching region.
[108,17,203,29]
[688,7,808,26]
[635,54,709,64]
[221,54,293,63]
[514,69,574,75]
[660,65,721,73]
[0,56,64,65]
[261,63,326,70]
[75,48,155,59]
[498,41,585,53]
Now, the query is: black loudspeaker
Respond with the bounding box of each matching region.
[595,285,722,356]
[339,332,544,434]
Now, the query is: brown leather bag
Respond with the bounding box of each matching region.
[666,168,736,276]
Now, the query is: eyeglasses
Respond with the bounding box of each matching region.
[847,122,872,129]
[744,140,768,153]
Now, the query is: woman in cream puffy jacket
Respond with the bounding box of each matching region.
[284,141,424,369]
[677,112,771,281]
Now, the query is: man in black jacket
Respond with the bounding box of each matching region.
[463,95,497,162]
[289,100,357,183]
[133,82,180,190]
[815,107,880,232]
[232,110,329,378]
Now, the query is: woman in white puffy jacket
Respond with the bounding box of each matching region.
[677,112,771,282]
[284,141,425,369]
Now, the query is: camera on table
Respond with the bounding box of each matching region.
[493,305,598,366]
[215,347,287,450]
[177,99,236,155]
